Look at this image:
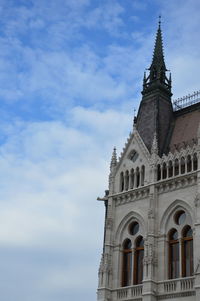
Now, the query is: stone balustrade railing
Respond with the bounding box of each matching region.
[114,284,143,300]
[112,277,195,300]
[158,276,195,296]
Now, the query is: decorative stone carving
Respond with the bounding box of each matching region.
[148,208,155,219]
[151,132,158,155]
[194,193,200,207]
[106,218,113,230]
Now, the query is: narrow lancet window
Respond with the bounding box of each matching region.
[182,226,193,277]
[168,229,179,279]
[122,239,132,287]
[134,236,144,285]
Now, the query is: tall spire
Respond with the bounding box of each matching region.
[136,18,174,156]
[142,17,171,95]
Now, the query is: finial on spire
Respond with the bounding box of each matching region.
[158,15,161,28]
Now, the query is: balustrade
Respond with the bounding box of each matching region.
[115,284,142,300]
[173,90,200,111]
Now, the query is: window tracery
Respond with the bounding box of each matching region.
[167,209,193,279]
[121,221,144,287]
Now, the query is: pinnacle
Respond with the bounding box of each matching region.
[110,147,117,169]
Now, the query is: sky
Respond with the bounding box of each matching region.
[0,0,200,300]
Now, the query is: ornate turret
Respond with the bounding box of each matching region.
[136,18,174,156]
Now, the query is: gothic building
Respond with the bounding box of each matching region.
[97,21,200,301]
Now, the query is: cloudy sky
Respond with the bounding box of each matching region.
[0,0,200,300]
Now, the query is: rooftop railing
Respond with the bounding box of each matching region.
[173,90,200,111]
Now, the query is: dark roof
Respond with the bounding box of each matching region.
[169,103,200,152]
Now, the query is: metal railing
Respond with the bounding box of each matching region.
[173,90,200,111]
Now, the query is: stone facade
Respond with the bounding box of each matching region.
[97,22,200,301]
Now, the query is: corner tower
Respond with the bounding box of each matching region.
[97,19,200,301]
[136,20,173,155]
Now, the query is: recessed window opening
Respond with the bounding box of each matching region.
[187,155,192,172]
[163,162,167,179]
[181,157,185,174]
[129,222,139,236]
[130,169,134,189]
[120,172,124,192]
[175,159,179,176]
[193,153,198,171]
[174,210,186,225]
[168,160,173,177]
[134,236,144,285]
[122,239,132,287]
[168,229,179,279]
[182,226,193,277]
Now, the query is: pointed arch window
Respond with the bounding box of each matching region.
[174,159,179,176]
[182,226,193,277]
[157,164,161,181]
[181,157,185,174]
[168,160,173,177]
[187,155,192,172]
[134,236,144,285]
[125,170,129,191]
[168,229,179,279]
[193,153,198,171]
[122,239,132,287]
[136,167,140,187]
[141,165,145,186]
[130,169,134,189]
[120,172,124,192]
[162,162,167,179]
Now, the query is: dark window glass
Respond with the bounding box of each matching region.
[193,153,198,171]
[163,163,167,179]
[187,155,192,172]
[157,164,161,181]
[134,236,144,285]
[169,229,179,279]
[129,222,139,236]
[182,226,193,277]
[183,239,193,277]
[174,210,186,225]
[181,157,185,174]
[122,239,132,287]
[175,159,179,176]
[170,242,179,279]
[168,161,173,177]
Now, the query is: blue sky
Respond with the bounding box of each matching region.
[0,0,200,300]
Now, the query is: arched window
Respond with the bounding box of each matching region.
[175,159,179,176]
[141,165,145,186]
[120,172,124,192]
[193,153,198,171]
[168,160,173,178]
[136,167,140,187]
[122,239,132,287]
[157,164,161,181]
[181,157,185,174]
[130,169,134,189]
[134,236,144,285]
[187,155,192,172]
[182,226,193,277]
[125,170,129,191]
[168,229,179,279]
[162,162,167,179]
